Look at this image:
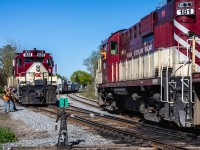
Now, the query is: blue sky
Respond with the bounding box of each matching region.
[0,0,162,79]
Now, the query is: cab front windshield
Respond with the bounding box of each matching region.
[24,57,44,63]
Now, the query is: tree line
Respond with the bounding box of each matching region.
[66,49,100,87]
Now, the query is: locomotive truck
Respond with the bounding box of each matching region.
[8,48,57,105]
[95,0,200,128]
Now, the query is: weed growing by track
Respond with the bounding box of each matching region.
[0,114,17,145]
[80,83,98,100]
[0,126,17,143]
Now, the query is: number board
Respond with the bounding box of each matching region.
[23,53,32,57]
[37,53,45,57]
[176,9,194,16]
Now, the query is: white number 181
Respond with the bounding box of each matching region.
[176,9,194,15]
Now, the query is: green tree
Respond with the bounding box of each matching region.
[0,44,18,87]
[70,70,92,86]
[83,49,100,79]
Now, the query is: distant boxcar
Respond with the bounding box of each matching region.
[57,78,79,93]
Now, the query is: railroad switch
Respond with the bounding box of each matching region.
[55,107,70,149]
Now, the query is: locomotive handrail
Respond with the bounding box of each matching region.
[185,37,198,69]
[190,70,194,103]
[160,66,165,102]
[160,65,174,104]
[190,36,200,103]
[181,69,189,104]
[160,66,170,103]
[171,46,190,77]
[185,36,200,103]
[166,66,174,104]
[192,36,196,73]
[186,39,191,63]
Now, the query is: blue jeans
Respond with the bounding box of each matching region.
[4,100,14,112]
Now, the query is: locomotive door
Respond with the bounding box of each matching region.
[102,56,108,83]
[16,57,23,75]
[107,40,119,82]
[101,44,108,83]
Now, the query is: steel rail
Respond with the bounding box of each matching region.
[35,106,200,149]
[66,93,99,108]
[66,105,199,141]
[69,115,188,150]
[74,93,98,103]
[67,105,200,143]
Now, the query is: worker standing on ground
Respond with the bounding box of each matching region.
[3,86,14,113]
[9,87,18,111]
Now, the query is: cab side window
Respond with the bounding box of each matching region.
[110,41,118,55]
[17,58,22,66]
[47,58,52,66]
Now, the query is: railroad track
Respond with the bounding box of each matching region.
[34,106,200,149]
[11,144,139,150]
[74,93,98,103]
[66,93,99,108]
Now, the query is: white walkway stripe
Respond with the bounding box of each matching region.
[174,19,200,45]
[174,47,200,69]
[195,37,200,45]
[174,33,190,48]
[174,19,189,34]
[174,33,200,59]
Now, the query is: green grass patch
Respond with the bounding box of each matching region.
[0,127,17,143]
[80,83,98,101]
[80,91,97,100]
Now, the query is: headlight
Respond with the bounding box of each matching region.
[36,65,40,72]
[178,2,192,8]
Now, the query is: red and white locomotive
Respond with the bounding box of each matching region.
[8,48,57,105]
[96,0,200,128]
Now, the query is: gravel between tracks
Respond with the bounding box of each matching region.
[0,97,113,150]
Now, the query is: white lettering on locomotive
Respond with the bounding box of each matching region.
[144,44,153,53]
[37,53,45,57]
[140,48,143,54]
[127,52,132,58]
[23,52,32,57]
[134,49,140,56]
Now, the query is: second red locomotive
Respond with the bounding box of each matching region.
[96,0,200,128]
